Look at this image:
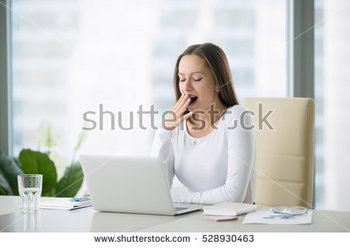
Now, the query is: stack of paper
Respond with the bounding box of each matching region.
[40,198,92,210]
[203,202,258,216]
[243,210,313,224]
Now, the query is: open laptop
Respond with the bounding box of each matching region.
[80,154,202,215]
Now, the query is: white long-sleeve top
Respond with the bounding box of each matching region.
[151,105,256,205]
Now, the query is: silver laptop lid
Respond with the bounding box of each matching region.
[80,155,176,215]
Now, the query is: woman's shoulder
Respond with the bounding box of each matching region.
[222,104,254,129]
[224,104,249,120]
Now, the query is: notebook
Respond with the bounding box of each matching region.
[40,197,92,210]
[203,202,257,216]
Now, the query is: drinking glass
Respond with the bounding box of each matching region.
[17,174,43,212]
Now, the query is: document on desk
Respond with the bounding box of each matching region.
[40,198,92,210]
[243,210,312,224]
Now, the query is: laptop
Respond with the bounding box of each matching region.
[80,154,202,215]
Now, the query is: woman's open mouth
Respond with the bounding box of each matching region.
[189,95,198,106]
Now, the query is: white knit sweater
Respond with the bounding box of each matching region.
[151,105,256,205]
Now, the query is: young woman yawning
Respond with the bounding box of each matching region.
[152,43,256,205]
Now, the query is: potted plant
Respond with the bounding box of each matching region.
[0,121,87,197]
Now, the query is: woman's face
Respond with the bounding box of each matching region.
[178,55,219,112]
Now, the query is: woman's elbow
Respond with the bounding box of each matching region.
[219,187,246,203]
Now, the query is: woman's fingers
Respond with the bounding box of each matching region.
[161,91,192,130]
[173,92,189,112]
[178,97,191,116]
[181,111,193,122]
[173,93,185,110]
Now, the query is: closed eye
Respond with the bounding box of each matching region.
[179,78,202,82]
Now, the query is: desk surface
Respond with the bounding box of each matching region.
[1,196,349,232]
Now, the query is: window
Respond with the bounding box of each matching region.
[314,0,350,211]
[10,0,287,171]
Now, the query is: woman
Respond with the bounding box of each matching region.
[152,43,256,205]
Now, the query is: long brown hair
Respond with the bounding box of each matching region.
[173,43,239,107]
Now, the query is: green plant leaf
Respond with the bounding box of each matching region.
[0,174,12,195]
[19,149,57,196]
[0,152,24,195]
[0,184,8,195]
[13,157,21,168]
[56,161,84,197]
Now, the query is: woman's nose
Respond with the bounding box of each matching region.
[183,79,193,91]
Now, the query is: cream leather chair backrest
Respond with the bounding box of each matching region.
[243,98,314,208]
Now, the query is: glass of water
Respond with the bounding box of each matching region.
[17,174,43,212]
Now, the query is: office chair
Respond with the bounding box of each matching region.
[244,97,315,208]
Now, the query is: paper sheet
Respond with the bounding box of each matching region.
[243,210,312,224]
[40,198,92,210]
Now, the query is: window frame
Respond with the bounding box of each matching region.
[0,0,12,156]
[287,0,315,98]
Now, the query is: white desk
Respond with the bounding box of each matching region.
[1,196,350,232]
